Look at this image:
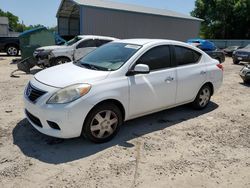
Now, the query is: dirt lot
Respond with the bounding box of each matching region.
[0,55,249,188]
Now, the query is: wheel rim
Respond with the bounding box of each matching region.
[8,47,17,55]
[90,110,118,139]
[199,88,210,107]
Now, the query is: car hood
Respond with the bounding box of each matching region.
[37,45,67,51]
[237,48,250,53]
[35,63,110,88]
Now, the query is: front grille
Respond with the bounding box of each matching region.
[26,82,47,102]
[25,109,43,128]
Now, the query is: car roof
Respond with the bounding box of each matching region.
[78,35,117,40]
[115,38,194,47]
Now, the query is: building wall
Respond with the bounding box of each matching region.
[80,6,200,41]
[58,17,80,37]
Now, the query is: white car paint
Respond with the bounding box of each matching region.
[24,39,223,139]
[34,35,117,62]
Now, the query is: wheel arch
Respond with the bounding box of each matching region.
[5,43,19,51]
[88,99,126,121]
[54,56,72,62]
[202,82,214,96]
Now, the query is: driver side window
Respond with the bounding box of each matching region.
[136,45,171,71]
[76,39,96,49]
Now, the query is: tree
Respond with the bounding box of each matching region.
[191,0,250,39]
[0,9,55,33]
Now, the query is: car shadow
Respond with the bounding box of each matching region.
[13,102,218,164]
[240,82,250,87]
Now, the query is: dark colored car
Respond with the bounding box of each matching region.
[223,46,241,57]
[0,37,20,56]
[239,64,250,84]
[232,44,250,64]
[204,49,225,63]
[187,39,225,63]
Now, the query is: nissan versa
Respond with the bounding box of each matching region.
[24,39,223,143]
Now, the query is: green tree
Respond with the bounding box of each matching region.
[191,0,250,39]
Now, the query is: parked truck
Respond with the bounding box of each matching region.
[0,17,20,56]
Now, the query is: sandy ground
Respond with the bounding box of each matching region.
[0,55,249,188]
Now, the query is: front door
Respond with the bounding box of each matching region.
[128,45,177,117]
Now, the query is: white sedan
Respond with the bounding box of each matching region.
[24,39,223,143]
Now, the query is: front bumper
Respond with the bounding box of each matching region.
[233,55,250,62]
[240,66,250,81]
[23,79,94,139]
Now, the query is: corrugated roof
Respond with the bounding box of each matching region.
[71,0,202,21]
[0,17,9,25]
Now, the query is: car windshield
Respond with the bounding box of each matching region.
[76,42,142,71]
[226,46,238,50]
[65,37,82,46]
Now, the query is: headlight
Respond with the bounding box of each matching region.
[233,51,236,55]
[47,84,91,104]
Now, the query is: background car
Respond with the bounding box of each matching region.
[223,46,241,57]
[24,39,223,143]
[187,39,225,63]
[33,35,117,67]
[232,44,250,64]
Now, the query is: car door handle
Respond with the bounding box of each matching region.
[200,71,207,75]
[165,76,174,82]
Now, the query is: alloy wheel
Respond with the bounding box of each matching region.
[199,88,210,107]
[8,47,18,56]
[90,110,118,139]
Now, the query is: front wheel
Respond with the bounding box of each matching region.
[52,57,70,66]
[192,85,212,110]
[82,103,123,143]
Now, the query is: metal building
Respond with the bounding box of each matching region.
[0,17,9,37]
[57,0,202,41]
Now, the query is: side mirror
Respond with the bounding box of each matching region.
[126,64,150,76]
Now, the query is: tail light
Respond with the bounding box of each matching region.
[217,64,224,71]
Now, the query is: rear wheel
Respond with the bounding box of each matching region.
[6,45,19,56]
[192,85,212,110]
[82,103,123,143]
[233,59,240,64]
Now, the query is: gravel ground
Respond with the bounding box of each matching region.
[0,55,249,188]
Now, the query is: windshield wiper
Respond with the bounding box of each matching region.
[81,63,109,71]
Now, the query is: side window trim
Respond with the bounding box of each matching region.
[173,45,202,67]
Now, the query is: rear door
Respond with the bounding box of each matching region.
[173,45,206,104]
[128,45,177,117]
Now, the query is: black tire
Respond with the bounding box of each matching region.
[52,57,70,66]
[243,79,250,84]
[82,103,123,143]
[6,45,19,56]
[192,85,212,110]
[233,59,240,64]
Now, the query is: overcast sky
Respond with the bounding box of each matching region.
[0,0,196,27]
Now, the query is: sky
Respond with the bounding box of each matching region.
[0,0,196,27]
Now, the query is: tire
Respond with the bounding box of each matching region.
[6,45,19,56]
[233,59,240,64]
[192,85,212,110]
[52,57,70,66]
[82,103,123,143]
